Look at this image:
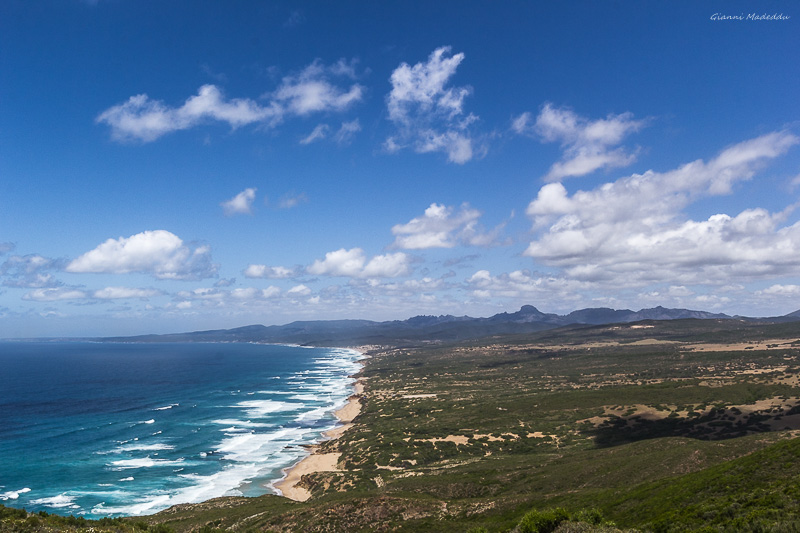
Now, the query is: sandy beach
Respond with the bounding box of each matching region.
[273,368,366,502]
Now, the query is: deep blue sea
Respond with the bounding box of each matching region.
[0,342,361,518]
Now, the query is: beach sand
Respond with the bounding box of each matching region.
[273,375,365,502]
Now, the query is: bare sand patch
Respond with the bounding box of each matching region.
[526,431,558,439]
[628,338,679,346]
[334,394,362,423]
[472,433,519,442]
[424,435,470,445]
[274,452,342,502]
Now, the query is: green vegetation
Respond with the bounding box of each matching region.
[0,506,173,532]
[3,319,800,532]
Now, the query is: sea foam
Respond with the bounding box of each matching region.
[0,342,362,518]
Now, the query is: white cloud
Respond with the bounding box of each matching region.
[92,287,161,299]
[243,264,296,279]
[306,248,411,278]
[96,86,279,142]
[299,124,329,144]
[464,269,592,308]
[385,46,481,164]
[334,119,361,145]
[514,103,645,181]
[272,59,363,115]
[299,119,360,146]
[391,203,503,249]
[231,287,281,299]
[261,286,281,298]
[176,287,226,301]
[1,254,63,288]
[288,284,311,295]
[221,188,257,216]
[415,129,474,164]
[175,286,281,306]
[66,230,217,280]
[524,131,800,287]
[371,276,446,294]
[98,60,363,142]
[20,285,159,303]
[759,284,800,296]
[362,253,412,278]
[510,112,533,135]
[23,288,88,301]
[307,248,367,277]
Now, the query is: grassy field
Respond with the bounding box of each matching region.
[3,318,800,532]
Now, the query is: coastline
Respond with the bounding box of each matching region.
[272,352,368,502]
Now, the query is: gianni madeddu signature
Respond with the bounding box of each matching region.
[711,12,790,21]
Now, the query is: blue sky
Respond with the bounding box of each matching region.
[1,0,799,337]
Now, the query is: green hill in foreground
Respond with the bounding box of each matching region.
[4,318,800,532]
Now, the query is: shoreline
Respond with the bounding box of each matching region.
[271,353,368,502]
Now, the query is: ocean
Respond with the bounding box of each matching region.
[0,341,362,518]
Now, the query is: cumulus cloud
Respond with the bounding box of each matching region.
[273,59,363,115]
[96,86,279,142]
[20,285,160,303]
[385,46,481,164]
[366,276,447,295]
[92,287,161,299]
[362,253,413,278]
[221,187,257,216]
[23,288,88,302]
[464,269,594,310]
[0,242,14,255]
[176,286,281,304]
[243,264,296,279]
[513,103,645,181]
[66,230,217,280]
[759,284,800,297]
[391,203,504,249]
[98,59,363,142]
[307,248,367,277]
[287,284,312,296]
[306,248,410,278]
[524,131,800,287]
[1,254,63,288]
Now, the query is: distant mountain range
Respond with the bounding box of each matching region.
[98,305,800,347]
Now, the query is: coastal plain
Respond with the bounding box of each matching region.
[4,318,800,532]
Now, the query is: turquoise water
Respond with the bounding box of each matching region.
[0,342,361,517]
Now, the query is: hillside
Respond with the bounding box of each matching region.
[4,318,800,532]
[96,305,800,346]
